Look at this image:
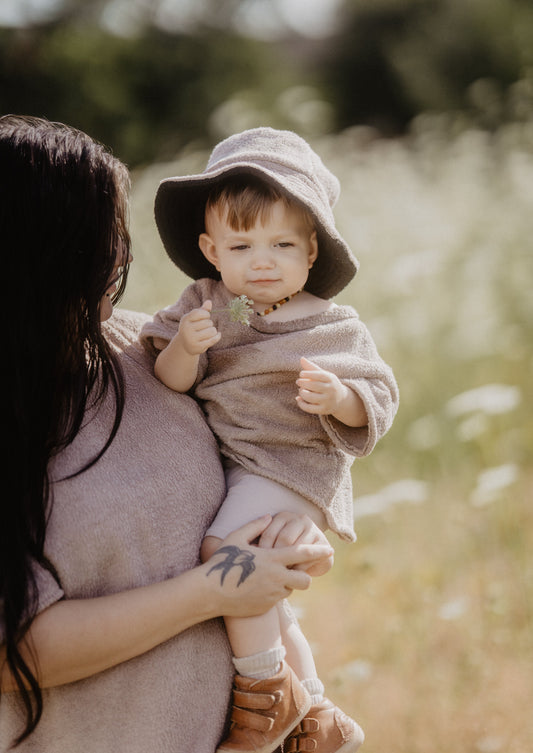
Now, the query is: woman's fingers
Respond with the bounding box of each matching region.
[258,512,308,548]
[205,519,333,621]
[223,518,332,571]
[292,551,334,577]
[283,568,312,592]
[278,543,334,571]
[229,515,273,545]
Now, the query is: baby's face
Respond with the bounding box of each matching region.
[199,200,318,312]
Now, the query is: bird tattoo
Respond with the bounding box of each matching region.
[207,545,256,587]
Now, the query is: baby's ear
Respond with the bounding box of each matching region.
[199,233,219,269]
[308,230,318,266]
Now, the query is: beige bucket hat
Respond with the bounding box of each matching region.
[154,127,359,299]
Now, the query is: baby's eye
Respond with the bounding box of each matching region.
[230,244,249,251]
[277,242,294,248]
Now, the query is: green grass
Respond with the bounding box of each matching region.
[122,119,533,752]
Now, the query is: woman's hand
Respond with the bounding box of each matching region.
[0,518,332,691]
[257,511,334,577]
[203,516,333,617]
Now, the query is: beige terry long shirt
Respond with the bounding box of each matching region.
[0,310,233,753]
[142,279,399,542]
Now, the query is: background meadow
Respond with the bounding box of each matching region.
[3,0,532,749]
[122,114,533,753]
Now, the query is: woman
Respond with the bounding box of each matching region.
[0,115,333,752]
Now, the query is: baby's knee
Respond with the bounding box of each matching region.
[200,534,223,563]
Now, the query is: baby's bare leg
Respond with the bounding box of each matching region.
[202,534,283,660]
[277,600,318,682]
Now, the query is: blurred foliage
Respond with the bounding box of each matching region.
[0,21,295,166]
[321,0,533,134]
[2,0,533,165]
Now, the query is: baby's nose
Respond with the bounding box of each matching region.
[252,247,275,266]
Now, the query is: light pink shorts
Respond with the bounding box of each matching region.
[205,461,327,540]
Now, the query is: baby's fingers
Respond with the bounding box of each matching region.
[186,301,214,322]
[300,356,321,371]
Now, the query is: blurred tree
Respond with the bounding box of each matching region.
[320,0,533,134]
[3,0,533,167]
[0,8,300,166]
[319,0,427,134]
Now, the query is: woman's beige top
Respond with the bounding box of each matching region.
[0,309,232,753]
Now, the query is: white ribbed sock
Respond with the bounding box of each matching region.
[301,677,325,706]
[233,646,286,680]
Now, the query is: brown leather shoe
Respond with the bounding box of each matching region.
[216,662,311,753]
[283,698,364,753]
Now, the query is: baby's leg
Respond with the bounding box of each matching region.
[203,464,326,666]
[277,602,365,752]
[203,534,309,753]
[277,599,324,704]
[201,535,283,666]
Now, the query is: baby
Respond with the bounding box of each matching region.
[142,128,399,753]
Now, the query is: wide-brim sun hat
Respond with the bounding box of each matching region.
[154,127,359,299]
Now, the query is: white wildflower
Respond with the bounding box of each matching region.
[446,384,521,417]
[470,464,519,507]
[341,659,374,683]
[457,413,490,441]
[407,414,441,450]
[354,480,429,520]
[475,736,505,753]
[213,295,254,325]
[438,597,469,621]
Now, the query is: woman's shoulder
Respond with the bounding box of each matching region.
[103,308,162,371]
[103,308,152,348]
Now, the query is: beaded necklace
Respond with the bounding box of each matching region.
[256,288,303,317]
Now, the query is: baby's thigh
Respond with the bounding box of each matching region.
[204,465,326,541]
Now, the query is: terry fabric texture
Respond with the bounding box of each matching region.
[141,279,399,542]
[0,309,233,753]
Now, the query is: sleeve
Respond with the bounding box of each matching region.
[318,319,399,457]
[139,281,205,355]
[0,560,64,645]
[139,280,211,386]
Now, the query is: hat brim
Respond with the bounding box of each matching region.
[155,164,358,299]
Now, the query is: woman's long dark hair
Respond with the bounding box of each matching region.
[0,115,131,745]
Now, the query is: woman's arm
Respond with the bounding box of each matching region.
[0,516,332,691]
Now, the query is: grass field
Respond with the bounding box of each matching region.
[122,117,533,752]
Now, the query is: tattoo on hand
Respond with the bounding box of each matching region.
[207,545,256,586]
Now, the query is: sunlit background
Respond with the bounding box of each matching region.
[2,2,532,750]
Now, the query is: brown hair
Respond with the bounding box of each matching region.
[205,174,316,234]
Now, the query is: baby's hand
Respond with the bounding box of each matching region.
[178,300,221,355]
[296,356,349,416]
[257,511,334,577]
